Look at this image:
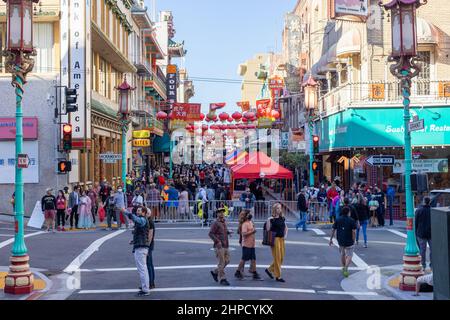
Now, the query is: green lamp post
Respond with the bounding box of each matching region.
[2,0,39,295]
[380,0,427,291]
[302,75,318,188]
[116,76,135,193]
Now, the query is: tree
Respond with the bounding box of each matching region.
[280,151,308,170]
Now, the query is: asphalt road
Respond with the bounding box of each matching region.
[0,218,415,300]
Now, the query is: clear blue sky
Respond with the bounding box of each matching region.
[148,0,297,115]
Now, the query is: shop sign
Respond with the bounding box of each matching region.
[133,139,151,147]
[0,117,38,140]
[0,141,39,183]
[99,153,122,163]
[335,0,368,17]
[166,64,177,107]
[133,130,151,139]
[237,101,250,112]
[393,159,449,174]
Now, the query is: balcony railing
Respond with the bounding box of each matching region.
[132,56,152,76]
[319,80,450,116]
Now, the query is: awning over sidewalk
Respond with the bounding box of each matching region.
[230,152,293,179]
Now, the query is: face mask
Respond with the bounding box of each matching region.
[247,214,253,220]
[118,189,122,193]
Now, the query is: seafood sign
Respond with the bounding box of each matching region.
[335,0,368,16]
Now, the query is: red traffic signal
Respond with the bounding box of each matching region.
[312,161,319,173]
[58,160,72,173]
[62,124,72,151]
[313,135,319,154]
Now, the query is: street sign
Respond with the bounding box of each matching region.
[99,153,122,163]
[17,154,29,168]
[408,119,425,132]
[366,155,395,166]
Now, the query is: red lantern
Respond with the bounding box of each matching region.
[232,112,242,121]
[156,111,168,120]
[227,116,233,123]
[247,124,256,129]
[205,117,211,122]
[202,124,208,131]
[199,113,205,120]
[219,112,229,122]
[271,110,280,119]
[169,112,176,120]
[242,117,248,123]
[219,124,227,130]
[210,124,219,130]
[244,111,255,119]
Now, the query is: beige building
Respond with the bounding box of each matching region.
[237,53,270,107]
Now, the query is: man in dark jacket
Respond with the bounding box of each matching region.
[127,207,151,296]
[415,197,432,270]
[295,189,308,231]
[41,188,57,232]
[209,208,232,286]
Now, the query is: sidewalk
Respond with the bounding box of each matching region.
[341,264,433,300]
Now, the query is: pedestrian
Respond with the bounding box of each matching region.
[265,203,287,282]
[105,189,117,230]
[374,186,386,227]
[329,206,357,278]
[126,206,151,296]
[368,189,379,227]
[354,194,369,248]
[55,190,67,231]
[132,190,144,214]
[209,208,232,286]
[413,272,434,296]
[196,185,209,226]
[415,197,432,271]
[41,188,57,232]
[100,181,111,204]
[178,185,190,219]
[386,184,396,226]
[114,186,128,229]
[145,207,156,289]
[87,185,98,225]
[235,210,261,280]
[164,183,179,222]
[327,183,339,222]
[146,183,161,221]
[295,188,308,231]
[68,186,80,230]
[240,187,256,212]
[78,190,94,230]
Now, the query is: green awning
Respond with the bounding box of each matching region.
[152,133,170,153]
[91,97,118,119]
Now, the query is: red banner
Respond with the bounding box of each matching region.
[172,103,202,121]
[256,99,272,119]
[209,103,226,112]
[236,101,250,112]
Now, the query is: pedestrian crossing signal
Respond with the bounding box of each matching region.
[58,160,72,173]
[312,161,319,174]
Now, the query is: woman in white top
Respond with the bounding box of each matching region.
[178,185,190,218]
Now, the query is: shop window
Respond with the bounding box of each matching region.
[416,51,431,95]
[33,23,54,73]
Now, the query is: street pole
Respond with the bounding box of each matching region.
[122,121,128,192]
[4,55,36,295]
[169,133,173,179]
[308,113,314,187]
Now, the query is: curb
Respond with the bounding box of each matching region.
[0,267,52,301]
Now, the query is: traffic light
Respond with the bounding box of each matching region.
[62,124,72,151]
[312,161,319,174]
[313,135,319,154]
[65,88,78,113]
[58,160,72,173]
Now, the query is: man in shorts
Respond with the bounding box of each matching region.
[329,206,357,277]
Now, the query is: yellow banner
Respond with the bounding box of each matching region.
[132,139,150,147]
[132,130,151,139]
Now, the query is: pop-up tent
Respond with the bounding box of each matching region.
[230,151,294,200]
[230,151,293,179]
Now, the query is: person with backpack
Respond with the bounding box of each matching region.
[329,206,357,278]
[235,210,262,281]
[41,188,57,232]
[295,188,308,231]
[126,206,151,296]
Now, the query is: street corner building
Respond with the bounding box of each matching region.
[0,0,194,217]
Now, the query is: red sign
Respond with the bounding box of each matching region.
[269,76,284,90]
[209,103,226,112]
[256,99,272,119]
[172,103,202,121]
[406,218,413,231]
[0,117,38,140]
[17,154,29,169]
[237,101,250,112]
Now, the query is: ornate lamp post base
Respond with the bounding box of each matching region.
[399,254,424,291]
[4,254,34,295]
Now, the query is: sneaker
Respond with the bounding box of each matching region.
[57,226,61,232]
[210,271,218,282]
[343,270,350,278]
[265,268,274,279]
[296,226,299,231]
[252,272,262,280]
[62,227,66,231]
[136,290,150,297]
[364,243,368,248]
[234,270,244,280]
[106,227,112,231]
[150,284,156,289]
[275,278,285,282]
[220,279,230,286]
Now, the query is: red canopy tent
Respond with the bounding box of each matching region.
[230,152,294,200]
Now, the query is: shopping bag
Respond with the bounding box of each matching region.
[120,211,126,224]
[262,220,276,246]
[98,206,106,223]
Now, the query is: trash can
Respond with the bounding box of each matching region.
[431,207,450,300]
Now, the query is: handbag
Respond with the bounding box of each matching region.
[262,219,276,246]
[368,200,379,212]
[98,206,106,223]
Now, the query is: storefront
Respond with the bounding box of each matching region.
[316,106,450,218]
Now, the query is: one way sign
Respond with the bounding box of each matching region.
[366,155,395,166]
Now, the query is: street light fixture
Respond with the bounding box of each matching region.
[115,76,135,192]
[380,0,427,291]
[302,75,319,188]
[2,0,39,295]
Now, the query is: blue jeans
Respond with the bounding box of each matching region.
[146,249,155,287]
[295,211,308,231]
[356,220,368,244]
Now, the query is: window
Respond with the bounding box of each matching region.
[416,51,431,95]
[33,23,54,73]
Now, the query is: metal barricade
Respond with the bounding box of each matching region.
[265,200,331,224]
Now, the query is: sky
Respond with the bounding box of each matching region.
[147,0,297,115]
